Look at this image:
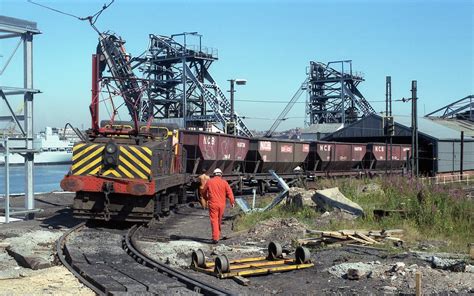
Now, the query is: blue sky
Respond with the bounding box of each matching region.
[1,0,473,132]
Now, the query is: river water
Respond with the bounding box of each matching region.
[0,164,70,194]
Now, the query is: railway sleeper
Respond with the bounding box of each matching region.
[109,263,186,292]
[73,262,127,293]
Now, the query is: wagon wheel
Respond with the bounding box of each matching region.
[257,181,266,196]
[194,188,200,202]
[267,241,282,260]
[214,255,230,274]
[295,246,311,264]
[191,249,206,268]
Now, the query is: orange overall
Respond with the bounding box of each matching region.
[202,176,235,241]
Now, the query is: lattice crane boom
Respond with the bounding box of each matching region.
[97,33,142,131]
[265,78,309,137]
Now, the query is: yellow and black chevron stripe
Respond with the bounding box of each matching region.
[71,143,105,176]
[71,143,152,180]
[102,146,152,180]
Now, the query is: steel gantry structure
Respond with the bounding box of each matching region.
[94,32,253,137]
[424,95,474,121]
[0,16,41,221]
[265,60,375,137]
[305,60,375,126]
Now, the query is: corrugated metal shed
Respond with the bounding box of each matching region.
[437,141,474,172]
[426,118,474,138]
[394,115,474,141]
[325,114,474,141]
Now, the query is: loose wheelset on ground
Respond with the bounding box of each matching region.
[191,249,206,268]
[214,255,230,274]
[295,246,311,264]
[267,241,283,260]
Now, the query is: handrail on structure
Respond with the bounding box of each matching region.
[420,173,471,185]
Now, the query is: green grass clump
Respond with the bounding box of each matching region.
[233,176,474,253]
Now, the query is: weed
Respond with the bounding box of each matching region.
[233,176,474,253]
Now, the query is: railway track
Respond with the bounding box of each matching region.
[57,220,232,295]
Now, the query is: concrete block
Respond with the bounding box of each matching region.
[313,187,364,216]
[6,248,52,270]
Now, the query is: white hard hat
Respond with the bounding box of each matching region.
[213,168,223,175]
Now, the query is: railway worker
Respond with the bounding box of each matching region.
[198,169,210,209]
[202,168,235,244]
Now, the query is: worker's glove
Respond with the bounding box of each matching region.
[231,203,235,208]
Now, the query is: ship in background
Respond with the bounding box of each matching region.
[0,127,76,165]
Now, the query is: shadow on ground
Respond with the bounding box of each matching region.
[39,208,82,229]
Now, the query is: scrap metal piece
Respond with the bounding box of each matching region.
[234,197,252,214]
[261,170,290,212]
[234,170,290,214]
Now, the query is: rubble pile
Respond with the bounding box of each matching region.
[287,187,316,208]
[313,208,358,227]
[247,217,306,245]
[326,259,474,294]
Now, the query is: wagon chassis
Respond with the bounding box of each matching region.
[190,168,405,194]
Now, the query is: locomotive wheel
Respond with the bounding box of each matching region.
[154,195,162,219]
[169,193,178,209]
[162,194,170,216]
[214,255,230,274]
[178,186,187,204]
[295,246,311,264]
[267,241,282,260]
[191,249,206,268]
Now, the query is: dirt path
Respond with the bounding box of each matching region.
[0,265,94,295]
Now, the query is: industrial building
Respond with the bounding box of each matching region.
[300,123,342,141]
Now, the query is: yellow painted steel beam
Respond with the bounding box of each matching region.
[229,256,268,264]
[218,263,314,279]
[227,259,293,270]
[203,256,278,268]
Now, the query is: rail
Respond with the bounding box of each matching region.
[124,225,233,296]
[57,223,232,295]
[55,222,105,295]
[420,174,472,185]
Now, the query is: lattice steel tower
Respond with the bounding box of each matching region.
[135,33,252,137]
[305,60,375,126]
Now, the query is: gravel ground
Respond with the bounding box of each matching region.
[1,192,472,295]
[0,265,94,296]
[137,203,474,295]
[0,192,92,294]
